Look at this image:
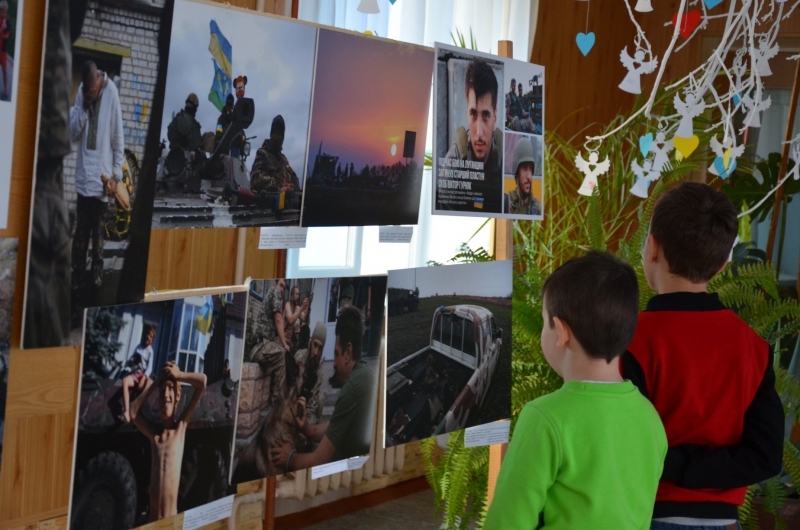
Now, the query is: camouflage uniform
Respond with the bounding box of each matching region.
[444,127,503,213]
[506,91,535,133]
[249,139,300,193]
[250,285,286,402]
[294,348,324,425]
[24,0,72,347]
[504,189,542,216]
[167,109,202,151]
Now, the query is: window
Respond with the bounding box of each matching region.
[463,318,476,360]
[175,301,208,374]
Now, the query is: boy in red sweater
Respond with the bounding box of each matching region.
[622,182,783,529]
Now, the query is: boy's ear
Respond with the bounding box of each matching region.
[553,317,571,348]
[646,233,660,263]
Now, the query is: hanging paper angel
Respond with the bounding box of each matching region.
[651,131,674,173]
[575,151,611,196]
[708,135,745,178]
[742,90,772,128]
[674,91,704,139]
[630,158,661,198]
[754,37,780,77]
[619,46,659,95]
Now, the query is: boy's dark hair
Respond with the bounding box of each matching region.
[336,306,364,361]
[542,251,639,363]
[650,182,737,283]
[464,58,498,110]
[81,60,97,86]
[141,324,155,341]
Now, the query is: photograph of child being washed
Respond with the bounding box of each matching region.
[485,183,785,530]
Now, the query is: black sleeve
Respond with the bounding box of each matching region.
[660,347,784,488]
[621,351,649,399]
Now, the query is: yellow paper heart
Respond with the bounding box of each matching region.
[674,135,700,159]
[723,147,732,169]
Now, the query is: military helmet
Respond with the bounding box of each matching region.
[185,93,199,108]
[510,78,516,85]
[512,137,536,177]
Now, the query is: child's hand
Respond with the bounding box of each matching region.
[161,360,180,379]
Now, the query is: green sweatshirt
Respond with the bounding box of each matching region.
[484,381,667,530]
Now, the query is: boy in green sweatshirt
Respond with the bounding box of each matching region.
[485,251,667,530]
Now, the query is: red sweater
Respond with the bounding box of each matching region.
[621,292,783,521]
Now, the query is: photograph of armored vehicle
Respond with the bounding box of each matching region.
[153,98,301,228]
[387,305,503,445]
[69,293,246,530]
[388,287,419,316]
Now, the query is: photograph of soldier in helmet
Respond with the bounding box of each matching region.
[433,42,545,220]
[503,133,542,217]
[155,0,317,228]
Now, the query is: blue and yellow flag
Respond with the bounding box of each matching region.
[208,20,232,111]
[195,296,214,335]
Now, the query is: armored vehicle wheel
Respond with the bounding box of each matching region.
[71,451,137,530]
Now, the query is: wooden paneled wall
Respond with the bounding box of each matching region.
[0,0,286,527]
[531,0,800,143]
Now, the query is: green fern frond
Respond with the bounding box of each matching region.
[738,484,757,528]
[587,186,605,251]
[783,439,800,490]
[761,475,788,527]
[775,367,800,416]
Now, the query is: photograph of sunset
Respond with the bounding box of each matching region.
[301,29,434,227]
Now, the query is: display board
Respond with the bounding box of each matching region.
[154,0,317,229]
[68,291,247,530]
[300,29,434,227]
[385,261,512,447]
[0,237,17,479]
[0,0,23,229]
[21,0,175,349]
[432,43,545,220]
[232,275,386,481]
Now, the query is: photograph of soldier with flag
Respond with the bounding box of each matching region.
[155,0,317,229]
[68,292,247,529]
[22,0,175,349]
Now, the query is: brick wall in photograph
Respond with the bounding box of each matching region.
[62,1,164,214]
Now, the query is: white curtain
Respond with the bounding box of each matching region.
[298,0,539,61]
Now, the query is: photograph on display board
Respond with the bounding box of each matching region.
[22,0,175,349]
[300,29,433,227]
[232,276,386,482]
[385,261,511,447]
[0,238,18,476]
[154,0,317,228]
[432,42,545,220]
[68,292,246,529]
[0,0,23,229]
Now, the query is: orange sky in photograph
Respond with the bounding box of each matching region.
[307,30,434,176]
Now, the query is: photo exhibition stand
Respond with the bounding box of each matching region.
[0,0,515,526]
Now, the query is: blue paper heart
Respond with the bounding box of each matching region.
[639,133,654,157]
[704,0,724,9]
[714,156,738,179]
[576,32,596,57]
[389,0,397,3]
[733,92,742,106]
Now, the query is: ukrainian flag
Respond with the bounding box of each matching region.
[208,20,232,111]
[195,296,214,335]
[473,198,484,209]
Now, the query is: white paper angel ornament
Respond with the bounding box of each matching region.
[619,46,659,95]
[755,37,779,77]
[674,91,704,139]
[731,51,747,106]
[651,131,675,172]
[630,158,660,198]
[742,90,772,128]
[575,151,611,196]
[708,135,745,179]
